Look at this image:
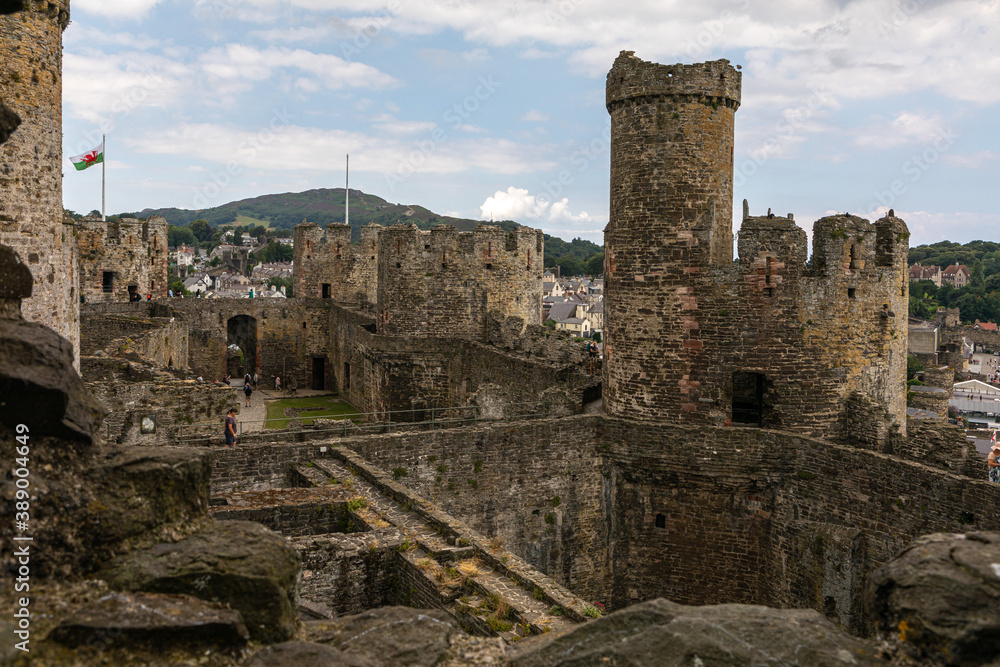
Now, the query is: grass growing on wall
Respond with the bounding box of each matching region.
[264,396,361,429]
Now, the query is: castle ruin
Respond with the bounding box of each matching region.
[2,14,1000,662]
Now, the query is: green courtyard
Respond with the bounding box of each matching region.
[264,396,361,429]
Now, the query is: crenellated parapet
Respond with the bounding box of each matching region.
[293,221,381,305]
[376,224,543,339]
[77,216,169,304]
[604,52,910,442]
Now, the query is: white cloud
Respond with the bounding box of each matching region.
[479,186,590,223]
[941,150,998,169]
[230,0,1000,110]
[63,51,191,125]
[853,112,950,150]
[197,44,398,97]
[73,0,165,20]
[127,124,555,177]
[521,109,550,122]
[370,114,438,135]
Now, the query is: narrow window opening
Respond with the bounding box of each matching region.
[732,371,765,426]
[302,321,307,329]
[322,283,331,299]
[343,362,351,390]
[102,271,114,293]
[424,244,430,250]
[655,514,666,529]
[848,288,857,299]
[486,263,493,270]
[335,243,341,258]
[396,262,402,269]
[762,287,773,297]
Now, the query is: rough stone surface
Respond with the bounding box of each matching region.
[77,215,169,303]
[0,313,105,442]
[47,592,249,651]
[510,598,880,666]
[100,520,301,643]
[88,446,212,547]
[603,51,908,441]
[303,606,460,666]
[868,531,1000,665]
[249,640,376,667]
[0,0,79,366]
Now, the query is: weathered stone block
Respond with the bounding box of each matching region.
[47,592,248,651]
[510,598,880,666]
[249,640,376,667]
[100,520,301,643]
[868,532,1000,665]
[303,606,459,666]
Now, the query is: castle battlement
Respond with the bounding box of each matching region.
[77,216,168,304]
[606,51,741,111]
[376,224,543,339]
[604,54,909,442]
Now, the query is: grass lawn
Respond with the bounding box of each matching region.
[264,396,361,429]
[233,214,271,228]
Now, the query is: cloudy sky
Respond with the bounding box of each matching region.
[62,0,1000,247]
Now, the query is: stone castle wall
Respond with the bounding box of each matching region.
[603,51,908,440]
[604,418,1000,634]
[77,215,169,303]
[206,414,1000,634]
[375,224,544,339]
[0,0,78,364]
[293,222,380,304]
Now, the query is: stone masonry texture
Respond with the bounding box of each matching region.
[77,215,169,303]
[0,0,78,365]
[603,51,908,440]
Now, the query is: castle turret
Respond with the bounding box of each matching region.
[603,52,741,421]
[0,0,78,364]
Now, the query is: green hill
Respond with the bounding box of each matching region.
[124,188,605,273]
[128,188,515,241]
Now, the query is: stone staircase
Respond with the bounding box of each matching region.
[298,451,592,641]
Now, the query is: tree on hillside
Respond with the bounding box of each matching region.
[168,225,196,247]
[586,252,604,276]
[253,240,293,264]
[189,219,212,242]
[556,254,584,277]
[971,259,985,293]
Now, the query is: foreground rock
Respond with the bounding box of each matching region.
[509,598,880,666]
[249,640,376,666]
[47,592,248,651]
[868,531,1000,666]
[100,520,300,643]
[302,606,460,666]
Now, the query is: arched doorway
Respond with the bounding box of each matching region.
[227,315,258,378]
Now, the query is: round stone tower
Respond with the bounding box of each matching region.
[603,52,741,421]
[0,0,78,364]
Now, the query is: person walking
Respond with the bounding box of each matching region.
[587,340,599,375]
[224,408,238,448]
[989,441,1000,483]
[275,375,281,393]
[244,381,253,408]
[253,372,258,390]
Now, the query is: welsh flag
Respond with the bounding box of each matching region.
[70,142,103,171]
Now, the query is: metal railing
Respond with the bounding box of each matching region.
[166,401,551,444]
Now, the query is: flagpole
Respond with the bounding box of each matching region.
[101,134,106,222]
[345,154,349,227]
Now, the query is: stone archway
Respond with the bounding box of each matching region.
[227,315,258,378]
